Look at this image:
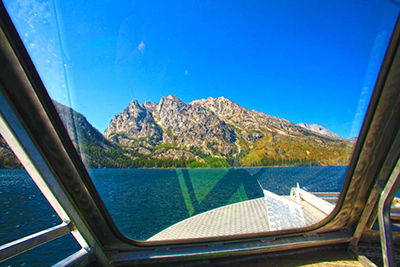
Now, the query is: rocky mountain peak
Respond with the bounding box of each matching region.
[167,94,181,101]
[203,96,229,102]
[159,95,184,106]
[127,99,145,113]
[155,95,186,123]
[104,99,162,144]
[130,99,140,106]
[192,96,242,112]
[157,95,185,114]
[195,96,250,122]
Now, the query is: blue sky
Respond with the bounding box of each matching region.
[4,0,399,138]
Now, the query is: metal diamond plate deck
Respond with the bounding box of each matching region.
[149,190,334,241]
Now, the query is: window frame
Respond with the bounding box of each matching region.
[1,1,400,264]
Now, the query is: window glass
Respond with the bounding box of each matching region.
[3,0,399,241]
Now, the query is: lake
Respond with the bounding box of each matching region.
[1,166,347,266]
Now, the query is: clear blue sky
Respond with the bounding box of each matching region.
[4,0,399,138]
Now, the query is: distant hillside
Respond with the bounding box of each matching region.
[297,123,357,143]
[54,101,133,168]
[0,102,133,169]
[104,95,355,168]
[0,135,22,169]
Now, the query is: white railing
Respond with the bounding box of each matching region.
[0,222,87,263]
[290,186,336,215]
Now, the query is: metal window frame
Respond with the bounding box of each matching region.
[378,158,400,266]
[0,81,109,265]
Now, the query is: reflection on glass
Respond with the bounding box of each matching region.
[3,0,399,241]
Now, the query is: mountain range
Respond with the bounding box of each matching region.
[101,95,354,167]
[0,96,355,169]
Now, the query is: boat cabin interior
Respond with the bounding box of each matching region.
[1,1,400,266]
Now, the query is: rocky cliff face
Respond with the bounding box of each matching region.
[104,95,354,166]
[104,99,163,146]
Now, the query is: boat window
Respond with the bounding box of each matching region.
[0,135,81,265]
[2,0,399,241]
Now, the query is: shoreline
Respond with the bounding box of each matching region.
[83,165,349,170]
[1,165,349,171]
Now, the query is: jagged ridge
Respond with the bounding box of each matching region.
[104,95,354,167]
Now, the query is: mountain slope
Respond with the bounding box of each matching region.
[297,123,346,141]
[54,101,132,168]
[297,123,357,143]
[0,135,22,169]
[0,102,133,169]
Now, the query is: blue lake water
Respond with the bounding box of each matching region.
[1,166,348,266]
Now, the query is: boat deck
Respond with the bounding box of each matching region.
[148,189,334,241]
